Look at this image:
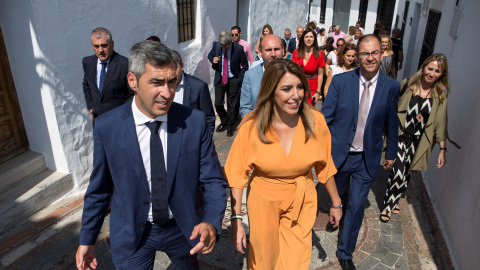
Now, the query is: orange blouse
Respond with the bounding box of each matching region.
[225,110,337,188]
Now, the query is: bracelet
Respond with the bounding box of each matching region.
[230,214,243,221]
[315,91,322,96]
[440,147,447,151]
[331,204,343,209]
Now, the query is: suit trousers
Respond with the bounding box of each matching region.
[335,152,374,260]
[119,219,198,270]
[214,77,240,129]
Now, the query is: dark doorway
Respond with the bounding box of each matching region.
[0,26,28,163]
[376,0,396,30]
[418,9,442,69]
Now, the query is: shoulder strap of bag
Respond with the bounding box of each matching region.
[400,78,409,97]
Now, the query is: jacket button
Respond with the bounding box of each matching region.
[140,223,145,227]
[144,201,149,205]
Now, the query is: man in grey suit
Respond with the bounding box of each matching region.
[239,35,284,118]
[171,50,216,133]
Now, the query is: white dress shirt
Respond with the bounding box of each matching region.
[132,97,173,221]
[350,71,379,152]
[173,74,184,105]
[96,58,110,88]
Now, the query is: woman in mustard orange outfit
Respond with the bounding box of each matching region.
[225,59,342,269]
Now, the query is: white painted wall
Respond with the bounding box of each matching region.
[0,0,307,196]
[408,0,480,268]
[0,0,236,195]
[349,0,361,27]
[245,0,308,51]
[365,0,380,34]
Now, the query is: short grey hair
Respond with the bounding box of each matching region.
[218,30,232,46]
[284,28,291,33]
[171,50,183,65]
[91,27,112,43]
[128,40,177,79]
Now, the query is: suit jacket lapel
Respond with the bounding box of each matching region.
[351,69,360,128]
[366,72,385,129]
[166,105,183,195]
[102,52,118,96]
[121,104,149,193]
[182,74,192,105]
[89,57,100,93]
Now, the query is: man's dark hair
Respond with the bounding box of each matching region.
[231,26,241,33]
[146,35,161,43]
[171,50,183,65]
[356,34,382,52]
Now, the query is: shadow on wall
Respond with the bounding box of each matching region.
[27,20,93,178]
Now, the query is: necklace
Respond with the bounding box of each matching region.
[418,86,432,98]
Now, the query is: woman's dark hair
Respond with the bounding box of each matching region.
[324,37,335,53]
[297,28,320,59]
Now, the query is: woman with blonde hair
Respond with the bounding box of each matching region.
[380,53,453,222]
[254,24,273,58]
[379,35,397,79]
[226,58,342,269]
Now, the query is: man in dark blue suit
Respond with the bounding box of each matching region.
[171,50,215,133]
[76,41,227,270]
[321,35,399,270]
[208,30,248,137]
[82,27,133,126]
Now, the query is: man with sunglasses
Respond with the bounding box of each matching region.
[231,26,255,65]
[322,34,399,270]
[82,27,133,127]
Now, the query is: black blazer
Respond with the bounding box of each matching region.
[182,73,216,133]
[287,38,298,54]
[82,51,133,118]
[207,42,248,86]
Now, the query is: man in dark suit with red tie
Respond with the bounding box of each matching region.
[208,30,248,137]
[82,27,133,126]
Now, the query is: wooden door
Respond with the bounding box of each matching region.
[0,26,28,163]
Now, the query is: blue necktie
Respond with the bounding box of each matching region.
[99,62,107,93]
[145,121,169,225]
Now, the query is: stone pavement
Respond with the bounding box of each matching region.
[0,123,455,270]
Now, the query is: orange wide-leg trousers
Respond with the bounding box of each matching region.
[246,174,317,270]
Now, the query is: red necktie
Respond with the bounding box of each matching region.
[222,48,228,85]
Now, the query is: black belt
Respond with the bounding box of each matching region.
[147,218,176,228]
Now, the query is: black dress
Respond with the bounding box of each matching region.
[383,94,432,213]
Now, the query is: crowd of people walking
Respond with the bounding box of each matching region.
[75,17,454,270]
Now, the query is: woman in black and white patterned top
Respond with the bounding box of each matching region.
[380,53,451,223]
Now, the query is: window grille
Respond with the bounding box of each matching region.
[177,0,195,43]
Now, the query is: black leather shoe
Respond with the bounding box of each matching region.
[216,124,227,133]
[227,130,234,137]
[338,257,356,270]
[326,221,338,232]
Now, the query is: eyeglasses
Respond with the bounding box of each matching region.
[358,50,382,59]
[231,33,239,37]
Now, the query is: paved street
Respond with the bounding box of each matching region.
[0,121,454,270]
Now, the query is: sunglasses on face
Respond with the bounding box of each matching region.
[231,33,239,37]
